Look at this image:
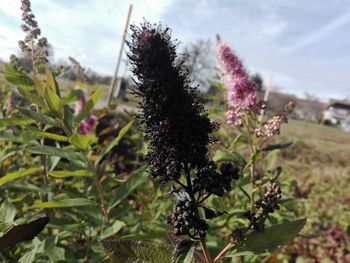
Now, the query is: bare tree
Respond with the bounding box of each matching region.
[250,73,264,92]
[183,39,215,90]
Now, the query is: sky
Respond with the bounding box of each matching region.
[0,0,349,100]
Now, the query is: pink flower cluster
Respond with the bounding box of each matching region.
[256,115,286,138]
[225,109,244,127]
[74,94,97,135]
[216,40,258,112]
[78,115,97,135]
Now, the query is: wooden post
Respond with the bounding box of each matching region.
[107,4,133,107]
[259,75,273,122]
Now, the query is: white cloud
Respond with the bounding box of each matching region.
[281,12,350,53]
[0,0,173,74]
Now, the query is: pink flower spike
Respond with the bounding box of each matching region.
[216,40,258,111]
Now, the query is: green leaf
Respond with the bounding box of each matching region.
[44,85,64,118]
[234,218,307,255]
[261,142,293,152]
[45,66,61,97]
[18,88,48,110]
[172,240,195,263]
[213,150,247,166]
[0,167,41,187]
[0,118,35,128]
[96,120,134,164]
[0,199,17,223]
[27,198,94,209]
[75,87,104,123]
[48,170,93,178]
[27,146,84,161]
[0,217,49,252]
[32,75,45,96]
[19,108,61,127]
[101,239,173,263]
[100,220,126,240]
[61,90,83,105]
[29,129,69,142]
[0,130,36,143]
[108,168,148,210]
[70,133,95,150]
[63,106,74,133]
[4,65,34,90]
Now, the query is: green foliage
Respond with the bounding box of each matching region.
[0,65,145,261]
[233,218,306,255]
[101,239,173,263]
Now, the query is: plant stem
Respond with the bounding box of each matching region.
[199,236,213,263]
[94,175,109,224]
[245,115,256,209]
[88,158,109,224]
[213,241,234,262]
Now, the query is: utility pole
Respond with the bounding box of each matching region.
[107,4,133,107]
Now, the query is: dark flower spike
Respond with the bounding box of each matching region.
[127,21,216,184]
[127,21,240,237]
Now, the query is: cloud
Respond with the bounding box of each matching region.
[0,0,173,74]
[281,12,350,53]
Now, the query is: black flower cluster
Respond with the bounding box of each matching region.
[245,182,282,231]
[168,191,208,236]
[127,22,216,184]
[193,161,239,197]
[128,22,240,237]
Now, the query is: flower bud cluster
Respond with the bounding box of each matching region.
[193,161,239,197]
[168,191,208,236]
[245,182,282,231]
[225,110,244,127]
[12,0,49,70]
[255,115,287,138]
[10,55,23,71]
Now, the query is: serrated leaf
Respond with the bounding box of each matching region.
[96,120,134,164]
[167,231,206,263]
[0,167,41,187]
[101,239,173,263]
[0,217,49,252]
[48,170,93,178]
[108,168,148,210]
[27,198,94,209]
[173,239,195,263]
[27,145,84,161]
[234,218,306,255]
[0,118,35,128]
[213,150,246,166]
[261,142,293,152]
